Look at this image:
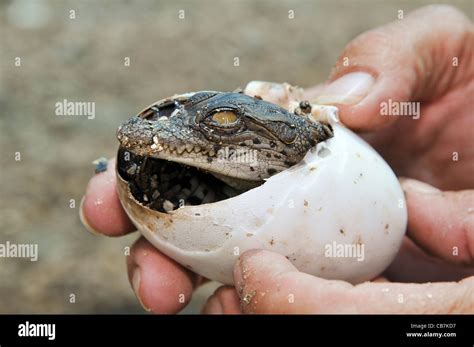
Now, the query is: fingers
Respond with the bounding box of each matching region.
[82,160,199,313]
[80,157,135,236]
[385,237,474,283]
[201,286,242,314]
[234,250,474,314]
[312,5,473,131]
[234,250,355,313]
[401,178,474,266]
[127,237,198,314]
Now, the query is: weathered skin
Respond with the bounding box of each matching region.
[117,91,333,186]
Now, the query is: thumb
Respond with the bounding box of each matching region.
[401,178,474,266]
[233,250,355,313]
[233,250,474,313]
[307,5,473,131]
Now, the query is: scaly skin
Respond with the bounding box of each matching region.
[117,91,333,185]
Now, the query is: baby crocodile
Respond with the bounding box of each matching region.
[116,91,333,212]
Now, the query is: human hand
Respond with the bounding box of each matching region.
[80,158,211,313]
[202,5,474,314]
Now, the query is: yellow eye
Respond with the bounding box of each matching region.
[211,111,238,125]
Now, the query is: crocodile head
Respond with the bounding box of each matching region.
[117,91,333,212]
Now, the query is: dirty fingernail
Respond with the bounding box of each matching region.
[314,72,374,105]
[400,178,441,195]
[233,257,245,297]
[132,268,151,312]
[79,196,101,236]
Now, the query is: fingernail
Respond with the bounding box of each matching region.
[314,72,375,105]
[79,196,101,236]
[233,256,247,299]
[400,178,441,194]
[132,268,151,312]
[202,296,224,314]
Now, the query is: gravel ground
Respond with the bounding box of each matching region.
[0,0,472,313]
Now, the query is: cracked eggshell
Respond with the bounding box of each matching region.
[117,120,407,285]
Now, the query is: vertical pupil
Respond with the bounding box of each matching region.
[212,111,238,125]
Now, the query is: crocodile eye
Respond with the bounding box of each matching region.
[201,110,244,135]
[211,111,238,126]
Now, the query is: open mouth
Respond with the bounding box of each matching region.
[117,147,260,213]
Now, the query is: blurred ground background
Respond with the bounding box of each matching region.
[0,0,472,313]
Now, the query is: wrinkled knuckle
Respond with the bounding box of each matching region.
[336,29,400,71]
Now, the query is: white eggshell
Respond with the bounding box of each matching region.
[117,120,407,285]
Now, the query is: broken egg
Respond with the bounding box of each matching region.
[116,97,407,285]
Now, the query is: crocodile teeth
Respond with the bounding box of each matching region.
[193,146,201,153]
[151,143,163,151]
[208,149,216,157]
[185,144,194,153]
[163,200,175,212]
[177,146,186,154]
